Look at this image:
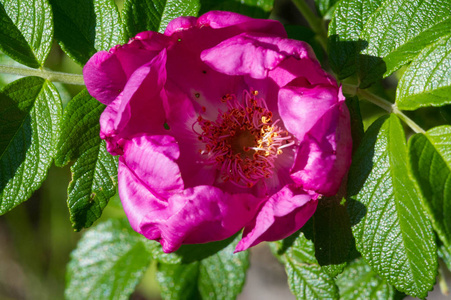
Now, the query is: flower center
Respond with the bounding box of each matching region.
[195,90,294,188]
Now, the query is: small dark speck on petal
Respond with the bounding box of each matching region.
[202,70,207,74]
[195,93,200,98]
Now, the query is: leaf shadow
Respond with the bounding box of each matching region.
[346,116,388,229]
[328,35,387,88]
[0,92,32,198]
[152,233,239,265]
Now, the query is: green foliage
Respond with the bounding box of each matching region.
[157,262,202,300]
[123,0,200,37]
[149,233,239,264]
[347,114,437,298]
[55,89,118,231]
[345,96,365,151]
[328,0,383,83]
[272,232,339,300]
[313,0,340,18]
[0,0,53,67]
[65,218,152,300]
[336,258,395,300]
[49,0,124,65]
[156,236,249,300]
[329,0,451,88]
[408,126,451,251]
[304,192,354,277]
[0,77,61,214]
[396,34,451,110]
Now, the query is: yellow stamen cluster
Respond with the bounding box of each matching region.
[195,90,293,188]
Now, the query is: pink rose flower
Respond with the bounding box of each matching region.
[83,11,352,253]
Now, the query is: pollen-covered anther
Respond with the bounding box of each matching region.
[194,90,294,188]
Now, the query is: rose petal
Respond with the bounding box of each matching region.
[118,159,168,234]
[291,99,352,196]
[118,134,185,233]
[201,33,284,79]
[164,11,286,37]
[83,51,127,105]
[112,31,169,78]
[140,186,262,253]
[99,50,167,154]
[201,33,333,86]
[121,135,184,195]
[235,185,318,252]
[164,81,217,188]
[278,83,343,142]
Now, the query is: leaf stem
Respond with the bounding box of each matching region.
[439,260,450,296]
[342,83,425,134]
[291,0,328,51]
[0,64,85,85]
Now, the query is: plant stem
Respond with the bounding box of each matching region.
[0,64,85,85]
[342,83,426,134]
[439,260,450,296]
[291,0,328,51]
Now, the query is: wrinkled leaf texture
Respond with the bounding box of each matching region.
[0,77,61,214]
[347,114,437,298]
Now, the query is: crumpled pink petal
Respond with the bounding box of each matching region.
[118,134,183,231]
[236,185,318,252]
[201,33,333,86]
[141,186,262,253]
[291,98,352,196]
[99,50,167,154]
[165,11,286,37]
[278,82,343,142]
[83,51,127,105]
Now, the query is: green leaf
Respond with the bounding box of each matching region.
[347,114,437,298]
[384,18,451,77]
[198,0,274,19]
[0,5,38,67]
[149,233,238,264]
[396,34,451,110]
[49,0,124,65]
[157,262,201,300]
[65,218,152,300]
[314,0,340,18]
[329,0,451,87]
[346,96,365,152]
[55,89,117,231]
[123,0,200,37]
[272,232,339,300]
[336,258,395,300]
[304,189,354,277]
[328,0,383,82]
[197,241,249,300]
[408,125,451,251]
[156,236,249,300]
[2,0,53,65]
[0,77,61,214]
